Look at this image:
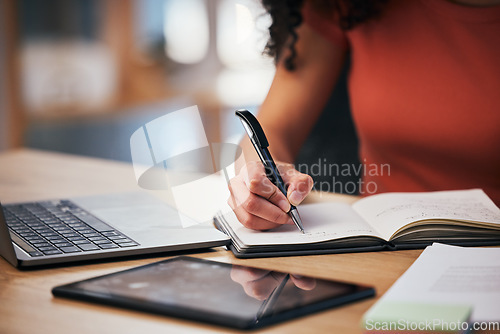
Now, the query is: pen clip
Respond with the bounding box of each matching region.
[235,110,269,148]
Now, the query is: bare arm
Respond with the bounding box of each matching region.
[230,24,347,230]
[238,24,347,166]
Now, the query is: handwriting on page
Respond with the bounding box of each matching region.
[347,189,500,241]
[232,202,381,246]
[259,230,342,242]
[241,226,376,243]
[375,197,500,222]
[301,228,375,238]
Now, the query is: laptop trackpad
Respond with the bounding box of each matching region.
[70,192,211,245]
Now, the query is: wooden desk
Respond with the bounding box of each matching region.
[0,149,423,334]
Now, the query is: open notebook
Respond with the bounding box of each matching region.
[214,189,500,258]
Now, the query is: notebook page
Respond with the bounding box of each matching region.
[225,202,382,246]
[352,189,500,241]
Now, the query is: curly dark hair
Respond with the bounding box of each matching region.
[261,0,387,70]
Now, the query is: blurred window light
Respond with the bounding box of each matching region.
[216,68,274,107]
[215,0,275,107]
[217,0,273,69]
[163,0,209,64]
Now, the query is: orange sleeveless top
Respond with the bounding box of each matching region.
[304,0,500,204]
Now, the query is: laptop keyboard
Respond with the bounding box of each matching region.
[3,200,139,257]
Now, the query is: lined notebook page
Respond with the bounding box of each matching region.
[224,202,381,246]
[352,189,500,241]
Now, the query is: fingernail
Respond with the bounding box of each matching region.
[278,199,291,212]
[289,191,302,206]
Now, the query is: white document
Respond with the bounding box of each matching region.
[369,243,500,321]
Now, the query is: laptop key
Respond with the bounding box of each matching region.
[62,233,80,238]
[23,235,42,240]
[46,236,66,242]
[42,249,63,255]
[93,239,112,244]
[102,231,120,237]
[108,235,127,240]
[24,236,44,242]
[32,242,52,248]
[33,228,53,234]
[53,242,73,248]
[59,246,81,253]
[78,244,100,251]
[28,251,44,257]
[18,232,37,238]
[72,239,91,244]
[98,243,119,249]
[12,228,31,234]
[114,238,135,244]
[67,236,85,241]
[117,242,138,248]
[26,223,44,228]
[38,246,57,251]
[82,233,100,238]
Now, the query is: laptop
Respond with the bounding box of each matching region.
[0,192,230,268]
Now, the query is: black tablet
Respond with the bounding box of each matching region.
[52,256,374,329]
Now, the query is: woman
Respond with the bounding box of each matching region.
[228,0,500,230]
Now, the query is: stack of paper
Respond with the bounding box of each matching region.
[362,243,500,333]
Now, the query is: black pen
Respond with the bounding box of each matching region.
[235,110,305,234]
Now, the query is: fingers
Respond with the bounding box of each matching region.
[243,162,290,212]
[228,202,283,230]
[227,160,313,230]
[278,165,314,206]
[228,178,292,230]
[228,161,294,230]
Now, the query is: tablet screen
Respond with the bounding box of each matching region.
[53,257,374,329]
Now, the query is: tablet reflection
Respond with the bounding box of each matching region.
[229,265,356,320]
[230,265,316,300]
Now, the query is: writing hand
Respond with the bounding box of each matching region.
[227,161,313,230]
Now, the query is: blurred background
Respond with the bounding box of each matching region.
[0,0,359,193]
[1,0,275,160]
